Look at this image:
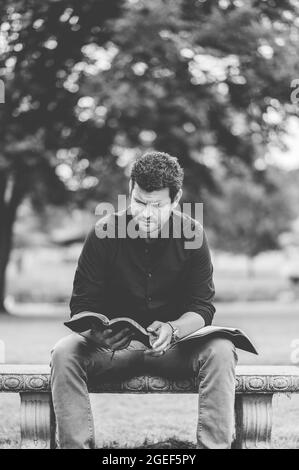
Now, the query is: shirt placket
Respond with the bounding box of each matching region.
[144,244,153,307]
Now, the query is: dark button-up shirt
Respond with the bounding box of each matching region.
[69,208,216,329]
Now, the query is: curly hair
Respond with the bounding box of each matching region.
[130,151,184,202]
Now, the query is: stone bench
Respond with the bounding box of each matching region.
[1,364,299,449]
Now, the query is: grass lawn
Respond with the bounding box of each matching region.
[0,301,299,449]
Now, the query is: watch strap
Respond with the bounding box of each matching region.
[167,321,179,343]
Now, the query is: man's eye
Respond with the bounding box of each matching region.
[133,198,164,208]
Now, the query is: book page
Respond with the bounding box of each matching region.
[180,325,240,341]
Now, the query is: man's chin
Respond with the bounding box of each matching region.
[139,225,160,238]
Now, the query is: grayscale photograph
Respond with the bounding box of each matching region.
[0,0,299,454]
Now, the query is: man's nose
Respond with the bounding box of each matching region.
[141,203,154,218]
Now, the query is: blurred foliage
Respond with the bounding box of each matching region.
[205,166,296,259]
[0,0,125,308]
[1,0,299,307]
[1,0,299,203]
[78,0,299,200]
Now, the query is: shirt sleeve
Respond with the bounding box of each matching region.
[69,227,108,318]
[182,227,216,326]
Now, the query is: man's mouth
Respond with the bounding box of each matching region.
[140,219,154,225]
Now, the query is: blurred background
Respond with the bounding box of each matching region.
[0,0,299,449]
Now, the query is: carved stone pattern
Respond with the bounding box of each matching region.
[235,375,299,393]
[89,376,198,393]
[1,373,299,394]
[0,374,50,392]
[233,394,273,449]
[20,393,55,449]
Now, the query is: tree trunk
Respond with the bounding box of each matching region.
[0,221,14,313]
[0,171,24,314]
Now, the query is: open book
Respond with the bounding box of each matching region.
[64,312,258,355]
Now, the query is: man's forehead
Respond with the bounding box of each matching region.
[132,183,170,201]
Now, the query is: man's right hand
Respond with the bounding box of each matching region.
[84,324,135,350]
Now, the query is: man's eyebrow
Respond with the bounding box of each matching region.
[134,196,163,205]
[133,196,146,204]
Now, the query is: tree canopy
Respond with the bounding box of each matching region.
[1,0,299,204]
[0,0,299,308]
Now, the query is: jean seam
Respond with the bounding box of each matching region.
[82,354,95,448]
[197,366,206,443]
[86,397,94,447]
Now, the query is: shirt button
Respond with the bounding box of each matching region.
[145,248,149,254]
[148,296,152,302]
[148,272,152,278]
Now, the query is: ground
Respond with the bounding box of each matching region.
[0,301,299,449]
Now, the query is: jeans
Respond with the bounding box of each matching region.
[50,333,238,449]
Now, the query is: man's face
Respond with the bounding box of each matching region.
[129,182,179,237]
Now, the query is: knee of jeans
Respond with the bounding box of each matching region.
[192,338,238,372]
[204,338,238,364]
[50,334,88,369]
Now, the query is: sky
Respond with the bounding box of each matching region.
[267,117,299,171]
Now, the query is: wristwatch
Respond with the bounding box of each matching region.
[167,321,180,344]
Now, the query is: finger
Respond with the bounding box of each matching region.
[148,330,159,340]
[109,330,134,344]
[105,328,129,340]
[148,332,159,342]
[102,329,113,338]
[110,334,134,350]
[147,327,160,334]
[147,321,162,333]
[91,321,104,332]
[144,349,165,357]
[151,344,169,354]
[147,327,160,333]
[150,337,171,352]
[110,328,131,342]
[151,334,168,349]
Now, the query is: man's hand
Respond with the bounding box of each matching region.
[83,323,135,350]
[144,321,173,356]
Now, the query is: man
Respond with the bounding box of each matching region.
[50,151,238,449]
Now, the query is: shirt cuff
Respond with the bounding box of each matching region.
[185,304,215,326]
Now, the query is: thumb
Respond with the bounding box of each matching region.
[147,321,162,332]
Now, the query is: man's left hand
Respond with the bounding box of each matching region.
[144,321,173,356]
